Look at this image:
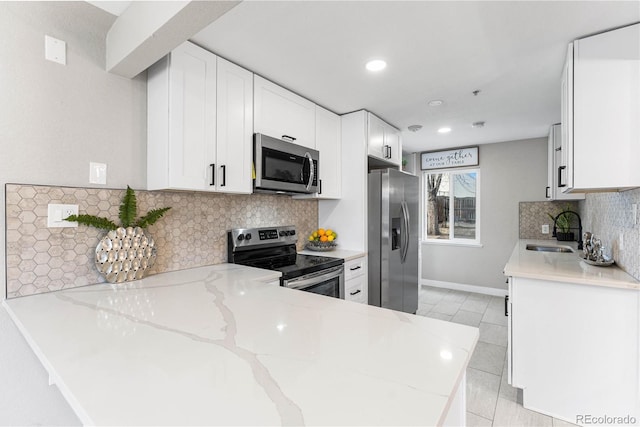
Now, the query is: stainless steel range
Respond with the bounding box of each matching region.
[227,225,344,299]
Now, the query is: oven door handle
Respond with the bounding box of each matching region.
[283,265,343,290]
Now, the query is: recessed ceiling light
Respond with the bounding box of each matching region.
[437,127,452,134]
[365,59,387,72]
[428,99,444,107]
[408,124,423,132]
[472,121,485,128]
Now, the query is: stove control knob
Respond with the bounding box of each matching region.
[279,231,285,237]
[245,233,252,241]
[290,230,296,236]
[237,234,245,241]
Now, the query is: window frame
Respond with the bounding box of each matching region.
[421,167,482,247]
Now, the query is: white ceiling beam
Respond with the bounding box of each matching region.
[106,1,240,78]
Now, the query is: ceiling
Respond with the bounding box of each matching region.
[93,1,639,154]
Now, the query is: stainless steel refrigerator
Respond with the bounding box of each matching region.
[368,168,419,314]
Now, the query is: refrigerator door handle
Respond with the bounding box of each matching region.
[400,201,410,263]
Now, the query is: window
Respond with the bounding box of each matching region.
[423,169,480,244]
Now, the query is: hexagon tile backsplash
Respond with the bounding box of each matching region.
[5,184,318,298]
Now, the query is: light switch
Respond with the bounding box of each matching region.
[541,224,550,234]
[45,35,66,65]
[90,162,107,185]
[47,204,78,228]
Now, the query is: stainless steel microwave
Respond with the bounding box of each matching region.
[254,133,319,194]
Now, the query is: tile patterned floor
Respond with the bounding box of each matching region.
[418,285,578,427]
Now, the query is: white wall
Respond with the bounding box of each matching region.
[0,2,146,424]
[421,137,547,291]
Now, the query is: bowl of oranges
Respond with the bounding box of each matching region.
[306,228,338,251]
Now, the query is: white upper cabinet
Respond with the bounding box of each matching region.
[296,106,342,199]
[254,75,316,149]
[147,42,253,194]
[216,57,253,194]
[562,23,640,192]
[148,41,217,191]
[367,113,401,167]
[546,124,583,200]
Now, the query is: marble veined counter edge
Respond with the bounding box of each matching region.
[4,263,478,426]
[504,240,640,290]
[297,248,366,261]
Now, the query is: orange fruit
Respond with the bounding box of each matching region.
[320,235,328,242]
[318,229,326,236]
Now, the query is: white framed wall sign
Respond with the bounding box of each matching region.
[421,146,479,170]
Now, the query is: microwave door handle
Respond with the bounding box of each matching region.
[305,153,314,191]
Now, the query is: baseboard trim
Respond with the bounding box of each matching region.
[421,279,508,297]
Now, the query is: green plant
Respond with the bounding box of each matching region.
[65,186,171,231]
[547,205,573,233]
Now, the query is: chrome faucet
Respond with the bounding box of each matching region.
[552,210,583,250]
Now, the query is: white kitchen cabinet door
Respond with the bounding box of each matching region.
[296,106,341,200]
[546,124,583,200]
[367,113,401,167]
[385,123,401,166]
[253,75,316,149]
[147,41,217,192]
[560,44,573,192]
[216,57,253,194]
[564,23,640,192]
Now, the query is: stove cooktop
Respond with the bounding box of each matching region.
[228,226,344,280]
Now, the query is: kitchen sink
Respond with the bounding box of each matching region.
[526,244,574,253]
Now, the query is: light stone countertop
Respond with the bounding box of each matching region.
[4,263,478,426]
[504,240,640,290]
[297,248,366,261]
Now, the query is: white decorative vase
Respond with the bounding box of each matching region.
[95,227,157,283]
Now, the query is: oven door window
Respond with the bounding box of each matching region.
[301,277,340,298]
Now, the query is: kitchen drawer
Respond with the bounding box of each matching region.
[345,256,366,281]
[345,275,367,304]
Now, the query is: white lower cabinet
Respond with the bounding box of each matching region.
[344,256,367,303]
[508,276,640,423]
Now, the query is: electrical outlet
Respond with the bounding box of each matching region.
[541,224,550,234]
[47,204,78,228]
[633,204,638,226]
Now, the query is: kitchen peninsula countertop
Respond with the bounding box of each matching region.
[504,239,640,290]
[4,264,477,426]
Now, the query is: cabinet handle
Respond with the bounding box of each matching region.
[350,289,362,296]
[558,166,566,188]
[545,186,550,198]
[349,266,362,271]
[505,295,509,317]
[319,179,322,195]
[281,135,296,142]
[221,165,226,187]
[383,145,392,159]
[210,164,215,186]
